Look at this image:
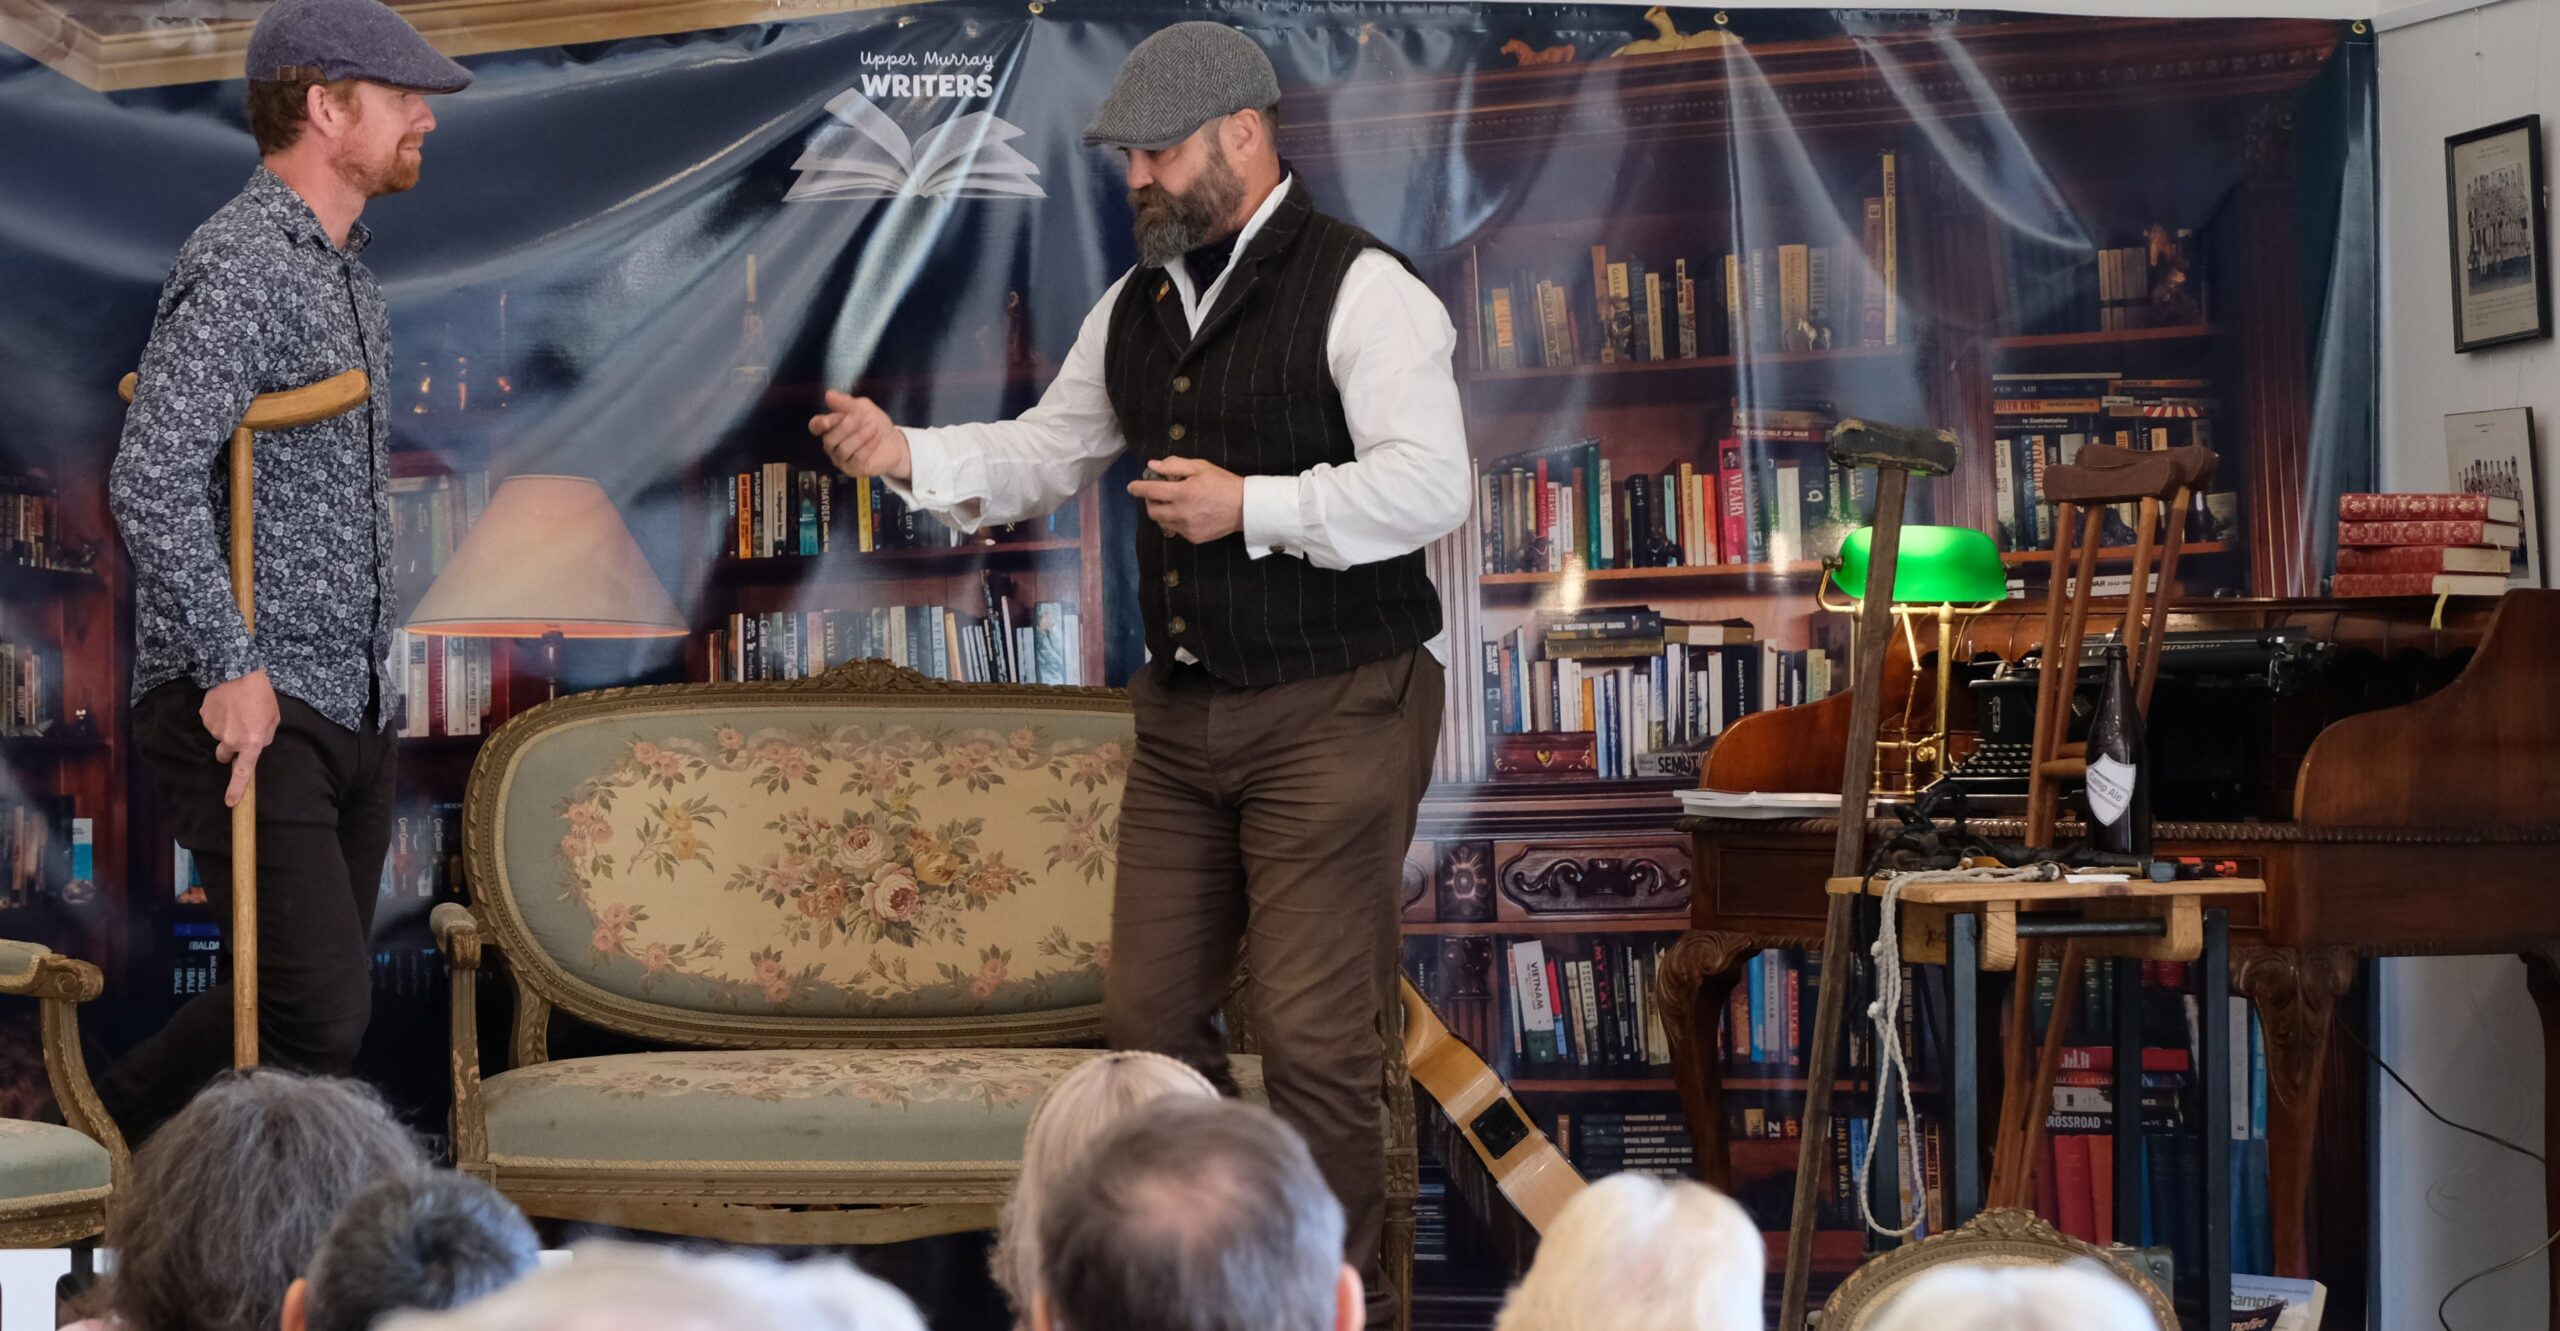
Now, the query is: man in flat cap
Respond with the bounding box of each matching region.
[813,21,1468,1323]
[101,0,470,1141]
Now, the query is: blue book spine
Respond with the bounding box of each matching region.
[1747,952,1769,1064]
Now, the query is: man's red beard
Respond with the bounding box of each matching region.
[340,135,423,199]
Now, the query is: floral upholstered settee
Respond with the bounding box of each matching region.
[437,660,1413,1305]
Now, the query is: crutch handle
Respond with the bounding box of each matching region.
[118,369,370,428]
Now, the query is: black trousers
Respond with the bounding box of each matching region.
[96,680,394,1142]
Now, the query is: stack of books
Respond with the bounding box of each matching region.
[2332,492,2520,597]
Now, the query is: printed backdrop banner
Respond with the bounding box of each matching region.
[0,6,2370,1125]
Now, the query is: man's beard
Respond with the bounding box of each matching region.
[338,135,423,199]
[1130,144,1245,269]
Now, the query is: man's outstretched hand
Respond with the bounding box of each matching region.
[810,391,913,481]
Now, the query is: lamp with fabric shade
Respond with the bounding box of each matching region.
[404,475,689,701]
[1818,524,2009,796]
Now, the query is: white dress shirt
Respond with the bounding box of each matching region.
[892,178,1471,662]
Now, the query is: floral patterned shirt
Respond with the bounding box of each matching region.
[110,167,396,733]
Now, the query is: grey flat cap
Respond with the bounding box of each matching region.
[1082,22,1278,151]
[246,0,473,94]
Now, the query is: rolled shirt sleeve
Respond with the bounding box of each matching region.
[1244,251,1472,568]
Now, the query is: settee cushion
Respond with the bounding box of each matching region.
[481,1048,1263,1171]
[485,703,1129,1027]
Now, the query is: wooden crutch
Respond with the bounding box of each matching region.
[1778,418,1958,1331]
[120,368,372,1067]
[1984,441,2217,1211]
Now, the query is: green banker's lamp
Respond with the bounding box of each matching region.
[1820,525,2008,796]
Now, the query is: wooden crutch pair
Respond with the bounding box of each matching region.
[119,368,373,1067]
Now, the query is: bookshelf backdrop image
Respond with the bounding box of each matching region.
[0,5,2381,1328]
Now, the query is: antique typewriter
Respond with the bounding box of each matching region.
[1942,627,2331,815]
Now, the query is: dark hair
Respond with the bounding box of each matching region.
[304,1174,542,1331]
[1038,1100,1342,1331]
[246,77,356,156]
[107,1071,429,1331]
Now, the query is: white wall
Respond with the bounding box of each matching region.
[2377,3,2557,1327]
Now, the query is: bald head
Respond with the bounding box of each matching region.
[1036,1100,1349,1331]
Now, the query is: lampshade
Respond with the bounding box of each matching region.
[405,475,688,638]
[1828,525,2008,604]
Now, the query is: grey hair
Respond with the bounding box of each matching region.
[992,1051,1219,1328]
[1864,1262,2161,1331]
[1491,1173,1763,1331]
[304,1173,543,1331]
[377,1241,925,1331]
[106,1071,430,1331]
[1038,1099,1342,1331]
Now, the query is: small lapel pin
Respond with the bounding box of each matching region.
[1156,281,1170,302]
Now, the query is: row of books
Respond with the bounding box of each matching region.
[389,468,489,589]
[0,641,57,737]
[382,802,465,910]
[0,799,84,911]
[1479,421,1874,575]
[1997,223,2208,338]
[712,467,1076,561]
[1497,935,1675,1075]
[1717,947,1932,1085]
[1990,373,2225,553]
[388,629,494,739]
[1484,629,1835,776]
[1551,1108,1698,1182]
[1460,150,1905,369]
[705,600,1080,686]
[0,475,88,572]
[2332,491,2524,597]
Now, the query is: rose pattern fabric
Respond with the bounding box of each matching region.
[542,718,1128,1019]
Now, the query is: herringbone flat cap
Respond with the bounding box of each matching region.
[1082,22,1279,151]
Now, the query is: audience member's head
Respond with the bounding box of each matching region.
[377,1241,925,1331]
[1864,1262,2160,1331]
[108,1071,429,1331]
[1491,1173,1763,1331]
[994,1051,1220,1326]
[1035,1098,1357,1331]
[284,1172,542,1331]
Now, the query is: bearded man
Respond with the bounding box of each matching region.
[810,21,1469,1325]
[101,0,469,1141]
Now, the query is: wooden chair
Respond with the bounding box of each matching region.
[1819,1207,2176,1330]
[0,941,126,1250]
[436,660,1417,1328]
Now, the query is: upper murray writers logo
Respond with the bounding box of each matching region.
[785,63,1044,201]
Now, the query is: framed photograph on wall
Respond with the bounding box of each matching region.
[2445,407,2545,586]
[2446,115,2552,352]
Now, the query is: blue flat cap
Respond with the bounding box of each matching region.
[1083,22,1279,151]
[246,0,472,94]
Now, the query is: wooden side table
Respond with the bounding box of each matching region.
[1828,871,2265,1331]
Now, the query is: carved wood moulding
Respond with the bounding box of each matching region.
[1496,842,1692,917]
[1282,18,2344,164]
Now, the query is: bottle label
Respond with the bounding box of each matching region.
[2087,756,2137,826]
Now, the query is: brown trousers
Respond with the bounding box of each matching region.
[1105,646,1443,1318]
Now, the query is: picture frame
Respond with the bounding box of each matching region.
[2444,406,2546,586]
[2446,115,2552,352]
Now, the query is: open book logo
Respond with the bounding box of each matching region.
[785,91,1045,201]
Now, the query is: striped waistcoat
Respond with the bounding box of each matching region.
[1102,180,1442,686]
